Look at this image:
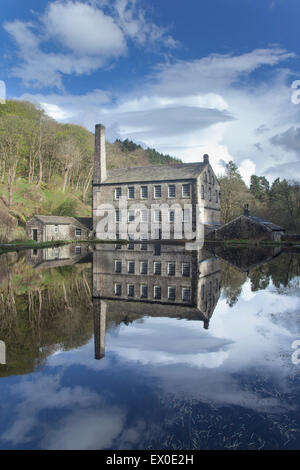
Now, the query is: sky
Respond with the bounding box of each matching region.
[1,0,300,184]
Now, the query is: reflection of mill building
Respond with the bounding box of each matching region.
[93,243,221,360]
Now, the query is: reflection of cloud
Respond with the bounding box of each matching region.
[2,373,102,446]
[43,407,126,450]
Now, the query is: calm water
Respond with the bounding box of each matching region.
[0,242,300,450]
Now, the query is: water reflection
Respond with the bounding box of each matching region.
[0,242,300,449]
[92,243,221,360]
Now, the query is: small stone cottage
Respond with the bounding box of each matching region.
[26,215,91,242]
[213,205,285,242]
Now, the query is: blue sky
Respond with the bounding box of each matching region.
[1,0,300,182]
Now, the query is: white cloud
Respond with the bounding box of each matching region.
[3,0,178,89]
[238,159,256,186]
[42,1,126,57]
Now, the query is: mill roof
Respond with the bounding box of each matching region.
[101,162,207,184]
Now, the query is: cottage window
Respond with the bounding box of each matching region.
[75,246,81,255]
[154,285,161,299]
[154,185,162,198]
[140,285,148,298]
[168,287,176,301]
[141,186,148,199]
[115,260,122,273]
[182,263,190,277]
[182,184,191,198]
[115,187,121,199]
[128,186,135,199]
[55,225,59,233]
[140,261,148,275]
[182,288,191,301]
[154,262,161,275]
[114,283,122,296]
[127,284,135,297]
[168,185,176,198]
[75,228,82,237]
[128,261,135,274]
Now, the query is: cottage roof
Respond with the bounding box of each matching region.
[101,162,207,184]
[32,215,89,229]
[248,215,285,232]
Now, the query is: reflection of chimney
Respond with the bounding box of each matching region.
[94,124,107,184]
[93,298,106,360]
[203,319,209,330]
[244,203,250,217]
[203,154,209,164]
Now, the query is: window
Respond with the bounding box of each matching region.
[201,185,205,200]
[204,172,207,183]
[215,190,218,203]
[169,210,175,223]
[140,261,148,275]
[154,210,161,222]
[55,225,59,233]
[75,228,82,237]
[128,243,134,250]
[182,263,190,277]
[115,260,122,273]
[115,187,121,199]
[183,208,191,223]
[128,261,135,274]
[75,246,81,255]
[115,233,121,249]
[141,242,148,251]
[128,210,135,222]
[168,263,176,276]
[114,283,122,296]
[141,186,148,199]
[182,184,191,198]
[168,185,175,198]
[127,284,135,297]
[168,287,176,301]
[154,262,161,275]
[154,285,161,299]
[209,188,212,201]
[140,285,148,298]
[154,185,162,198]
[141,209,148,223]
[128,186,135,199]
[154,244,161,256]
[115,210,121,222]
[182,288,191,301]
[201,284,205,299]
[212,175,215,185]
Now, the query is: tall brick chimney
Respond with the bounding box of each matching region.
[94,124,107,184]
[203,154,209,164]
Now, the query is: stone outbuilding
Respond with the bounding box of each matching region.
[26,215,92,242]
[213,205,285,242]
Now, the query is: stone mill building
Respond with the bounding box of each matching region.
[92,124,221,240]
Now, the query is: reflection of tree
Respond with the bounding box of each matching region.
[0,254,93,377]
[250,253,300,290]
[220,261,247,307]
